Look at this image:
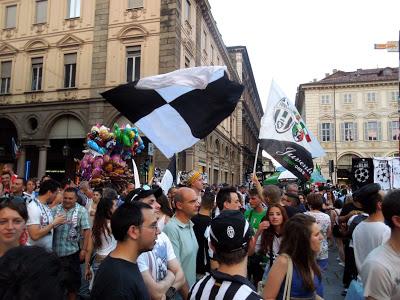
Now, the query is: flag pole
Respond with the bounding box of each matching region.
[252,143,260,177]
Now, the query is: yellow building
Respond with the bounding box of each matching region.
[296,67,399,184]
[0,0,263,185]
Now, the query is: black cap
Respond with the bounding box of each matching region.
[353,183,381,201]
[209,210,251,253]
[127,185,162,202]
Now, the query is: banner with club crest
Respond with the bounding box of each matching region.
[259,81,325,182]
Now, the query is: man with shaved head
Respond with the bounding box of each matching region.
[163,187,200,299]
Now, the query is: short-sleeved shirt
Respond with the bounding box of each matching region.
[163,215,198,288]
[137,232,176,281]
[26,198,54,251]
[304,211,331,260]
[189,269,262,300]
[52,203,90,257]
[244,209,266,231]
[361,243,400,300]
[91,256,150,300]
[352,221,391,271]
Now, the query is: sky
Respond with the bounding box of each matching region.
[209,0,400,109]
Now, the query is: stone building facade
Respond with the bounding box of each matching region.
[0,0,262,185]
[296,67,399,184]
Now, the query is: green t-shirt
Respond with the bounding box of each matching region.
[244,208,266,230]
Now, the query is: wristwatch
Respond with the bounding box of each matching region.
[166,287,177,300]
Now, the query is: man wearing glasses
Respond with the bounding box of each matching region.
[90,201,158,300]
[130,185,185,300]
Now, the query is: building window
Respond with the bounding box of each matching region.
[184,0,191,22]
[184,56,190,68]
[31,57,43,91]
[320,95,331,105]
[5,5,17,28]
[0,61,11,94]
[343,93,352,104]
[320,123,333,142]
[364,121,381,141]
[67,0,80,18]
[391,91,399,102]
[64,53,76,88]
[126,46,141,82]
[35,0,47,23]
[341,122,357,141]
[128,0,143,9]
[389,121,400,141]
[367,92,376,103]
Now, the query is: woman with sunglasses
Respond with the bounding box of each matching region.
[0,196,28,257]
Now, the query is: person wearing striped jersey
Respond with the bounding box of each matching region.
[189,210,262,300]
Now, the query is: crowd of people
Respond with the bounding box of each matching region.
[0,163,400,300]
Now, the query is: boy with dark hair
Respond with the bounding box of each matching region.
[361,189,400,300]
[192,190,215,276]
[91,201,158,300]
[189,210,261,299]
[352,183,390,272]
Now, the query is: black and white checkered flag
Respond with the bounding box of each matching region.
[101,66,243,158]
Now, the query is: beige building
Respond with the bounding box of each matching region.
[296,67,399,184]
[0,0,262,185]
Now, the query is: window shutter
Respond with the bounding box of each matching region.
[364,122,368,141]
[332,123,335,141]
[1,61,12,77]
[36,0,47,23]
[128,0,144,8]
[377,121,382,141]
[64,53,77,64]
[340,123,344,141]
[6,5,17,28]
[354,123,358,141]
[318,123,321,140]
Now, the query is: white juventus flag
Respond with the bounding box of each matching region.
[102,66,243,158]
[160,154,177,194]
[259,81,325,182]
[391,158,400,189]
[373,158,391,190]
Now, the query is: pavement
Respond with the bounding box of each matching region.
[324,246,346,300]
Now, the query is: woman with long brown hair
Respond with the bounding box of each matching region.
[263,214,324,299]
[256,204,288,279]
[84,188,118,281]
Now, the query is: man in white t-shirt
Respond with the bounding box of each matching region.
[26,179,66,251]
[128,186,185,300]
[361,189,400,300]
[352,183,391,272]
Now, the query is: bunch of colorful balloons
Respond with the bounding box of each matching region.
[79,123,144,184]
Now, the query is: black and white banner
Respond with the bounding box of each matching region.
[259,81,325,182]
[101,66,243,158]
[351,158,374,190]
[373,158,391,190]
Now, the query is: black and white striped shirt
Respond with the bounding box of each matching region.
[189,270,262,300]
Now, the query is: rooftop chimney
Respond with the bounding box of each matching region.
[325,73,329,77]
[332,69,337,73]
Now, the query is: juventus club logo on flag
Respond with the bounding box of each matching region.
[101,66,243,158]
[259,81,325,182]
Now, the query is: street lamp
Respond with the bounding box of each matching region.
[374,34,400,155]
